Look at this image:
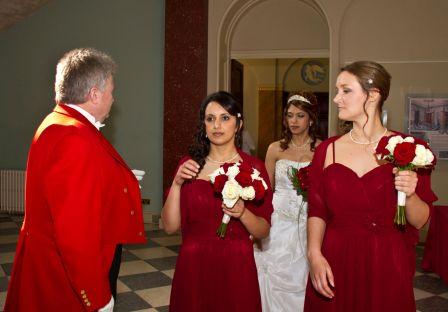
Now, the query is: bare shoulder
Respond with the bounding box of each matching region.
[319,135,346,154]
[268,141,282,153]
[266,140,283,158]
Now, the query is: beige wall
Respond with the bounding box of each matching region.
[231,0,328,53]
[209,0,448,205]
[239,60,261,154]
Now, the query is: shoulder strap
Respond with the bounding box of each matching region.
[332,142,336,164]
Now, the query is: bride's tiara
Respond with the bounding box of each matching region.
[287,95,312,105]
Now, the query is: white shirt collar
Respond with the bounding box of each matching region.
[64,104,105,130]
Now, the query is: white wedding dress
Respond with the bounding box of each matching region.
[254,159,309,312]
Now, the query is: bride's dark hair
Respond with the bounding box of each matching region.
[189,91,243,169]
[280,91,319,151]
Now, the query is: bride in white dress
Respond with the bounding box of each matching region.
[254,92,320,312]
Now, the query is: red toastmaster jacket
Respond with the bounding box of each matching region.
[5,104,147,311]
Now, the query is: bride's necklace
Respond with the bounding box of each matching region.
[291,137,311,149]
[349,127,388,145]
[206,151,239,164]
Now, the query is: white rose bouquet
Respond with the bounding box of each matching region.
[209,162,268,238]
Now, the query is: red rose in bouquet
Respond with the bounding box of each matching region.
[297,166,310,197]
[288,164,311,220]
[235,165,252,187]
[213,174,228,193]
[222,163,233,172]
[375,135,392,158]
[393,142,416,167]
[289,164,310,200]
[253,179,266,201]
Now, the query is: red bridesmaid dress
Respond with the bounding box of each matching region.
[169,151,273,312]
[304,135,437,312]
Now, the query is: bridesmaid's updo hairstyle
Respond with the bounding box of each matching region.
[280,91,319,152]
[341,61,391,131]
[189,91,243,169]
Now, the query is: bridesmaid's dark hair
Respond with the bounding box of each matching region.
[280,91,319,152]
[189,91,243,169]
[340,61,391,134]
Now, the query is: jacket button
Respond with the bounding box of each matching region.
[80,290,86,295]
[123,187,128,193]
[138,231,143,236]
[130,210,135,216]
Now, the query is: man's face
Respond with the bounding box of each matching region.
[97,76,114,122]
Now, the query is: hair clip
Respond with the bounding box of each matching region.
[237,113,241,118]
[367,79,373,84]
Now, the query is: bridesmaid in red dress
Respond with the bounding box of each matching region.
[304,61,438,311]
[162,91,273,312]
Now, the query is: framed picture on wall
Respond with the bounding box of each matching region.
[406,94,448,160]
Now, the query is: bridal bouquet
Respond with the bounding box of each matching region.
[289,164,310,220]
[288,165,310,201]
[375,135,436,226]
[209,162,268,238]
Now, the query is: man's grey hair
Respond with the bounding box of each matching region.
[54,48,116,104]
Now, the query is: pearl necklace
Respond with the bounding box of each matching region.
[349,128,388,145]
[291,137,311,149]
[206,152,239,164]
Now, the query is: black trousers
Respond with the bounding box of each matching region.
[108,244,122,299]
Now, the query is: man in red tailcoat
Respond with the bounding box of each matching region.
[5,48,147,311]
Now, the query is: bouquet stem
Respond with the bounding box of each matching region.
[217,214,231,238]
[394,190,407,227]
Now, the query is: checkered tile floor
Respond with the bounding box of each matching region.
[0,214,447,311]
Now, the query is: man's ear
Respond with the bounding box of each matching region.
[88,87,100,104]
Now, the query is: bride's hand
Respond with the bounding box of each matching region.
[309,252,335,298]
[174,159,200,186]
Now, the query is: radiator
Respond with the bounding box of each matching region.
[0,170,25,214]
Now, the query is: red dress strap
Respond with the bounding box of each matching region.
[332,142,336,164]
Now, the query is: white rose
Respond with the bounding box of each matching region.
[403,136,415,143]
[208,167,225,183]
[386,135,404,153]
[226,164,241,179]
[241,186,255,200]
[222,180,242,208]
[425,148,435,165]
[412,144,427,166]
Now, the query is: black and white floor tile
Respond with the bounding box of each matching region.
[0,214,447,311]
